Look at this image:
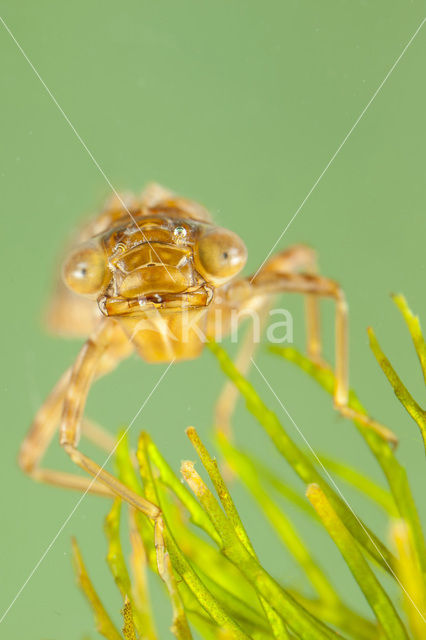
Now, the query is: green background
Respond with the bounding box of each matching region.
[1,2,426,638]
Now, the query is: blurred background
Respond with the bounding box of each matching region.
[1,1,425,638]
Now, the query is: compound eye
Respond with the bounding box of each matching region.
[195,227,247,284]
[62,243,108,295]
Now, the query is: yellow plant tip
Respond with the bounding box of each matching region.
[146,438,220,543]
[392,294,422,330]
[71,536,82,573]
[180,459,195,475]
[181,460,207,496]
[139,431,151,446]
[391,292,404,304]
[72,538,122,640]
[185,426,196,437]
[391,293,411,312]
[185,427,204,452]
[391,519,409,544]
[305,483,321,500]
[186,428,214,465]
[369,317,426,454]
[392,293,426,385]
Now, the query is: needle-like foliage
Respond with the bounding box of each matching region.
[73,297,426,639]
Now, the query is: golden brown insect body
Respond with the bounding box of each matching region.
[98,213,216,362]
[19,183,396,509]
[59,186,249,363]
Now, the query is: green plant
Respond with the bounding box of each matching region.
[73,295,426,639]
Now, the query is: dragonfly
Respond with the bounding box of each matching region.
[19,183,396,523]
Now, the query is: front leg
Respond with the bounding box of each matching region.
[224,271,397,445]
[19,367,115,497]
[59,319,162,520]
[259,244,323,363]
[20,320,134,497]
[213,245,321,437]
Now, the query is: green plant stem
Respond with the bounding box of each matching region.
[182,459,340,640]
[104,499,132,598]
[209,341,395,574]
[196,568,273,636]
[217,431,337,604]
[128,510,158,640]
[368,326,426,454]
[191,429,382,639]
[138,434,250,640]
[149,458,272,636]
[72,538,123,640]
[392,294,426,383]
[162,491,267,633]
[187,427,290,639]
[306,484,409,640]
[271,345,426,577]
[145,436,265,621]
[163,514,251,639]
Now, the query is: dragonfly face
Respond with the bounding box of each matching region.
[63,210,247,318]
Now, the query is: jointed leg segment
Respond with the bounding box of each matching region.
[260,245,323,363]
[214,245,325,437]
[19,319,163,519]
[222,264,397,445]
[19,368,115,497]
